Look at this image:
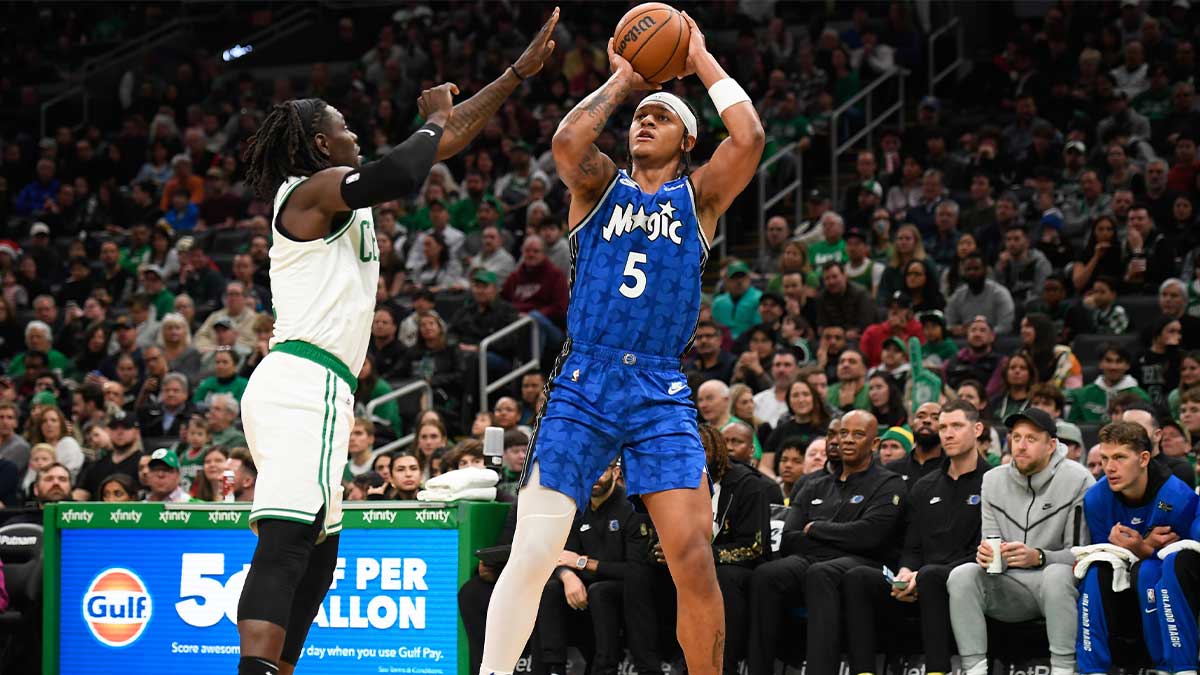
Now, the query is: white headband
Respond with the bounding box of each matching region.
[635,93,698,140]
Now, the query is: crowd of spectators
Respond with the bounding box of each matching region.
[12,0,1200,672]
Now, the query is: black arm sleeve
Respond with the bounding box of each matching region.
[339,122,444,209]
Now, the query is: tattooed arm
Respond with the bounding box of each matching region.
[435,8,559,160]
[553,38,658,214]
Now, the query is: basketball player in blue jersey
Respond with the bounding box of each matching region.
[232,12,559,675]
[1076,421,1196,675]
[480,12,763,675]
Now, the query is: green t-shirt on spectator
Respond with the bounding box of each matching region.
[211,426,247,450]
[449,196,503,234]
[150,288,176,320]
[827,382,870,412]
[1133,87,1172,121]
[401,206,433,233]
[763,113,812,163]
[767,271,821,296]
[120,245,150,276]
[8,349,72,379]
[808,239,847,269]
[1067,381,1151,423]
[925,338,959,363]
[193,375,249,405]
[178,446,207,493]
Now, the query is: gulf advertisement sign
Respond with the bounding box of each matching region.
[82,568,153,647]
[58,528,458,675]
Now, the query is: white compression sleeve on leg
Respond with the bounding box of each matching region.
[478,464,576,675]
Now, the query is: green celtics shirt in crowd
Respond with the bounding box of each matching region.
[924,338,959,363]
[808,238,847,268]
[7,348,71,378]
[192,373,249,405]
[177,446,206,493]
[149,287,175,321]
[1067,376,1151,424]
[763,112,813,163]
[211,425,247,450]
[827,382,870,412]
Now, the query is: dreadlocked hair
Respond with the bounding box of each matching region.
[242,99,333,200]
[698,423,729,484]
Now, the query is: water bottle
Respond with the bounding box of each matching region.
[483,426,505,471]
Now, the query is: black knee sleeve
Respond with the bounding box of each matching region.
[280,534,341,665]
[238,516,322,627]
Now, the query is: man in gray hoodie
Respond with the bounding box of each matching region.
[947,408,1095,675]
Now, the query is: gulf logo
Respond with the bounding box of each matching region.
[82,568,153,647]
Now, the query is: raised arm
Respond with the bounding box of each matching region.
[436,8,559,160]
[683,12,766,235]
[553,41,658,213]
[288,85,456,239]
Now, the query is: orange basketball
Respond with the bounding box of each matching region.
[612,3,691,83]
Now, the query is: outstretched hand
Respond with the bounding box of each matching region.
[417,83,458,124]
[512,7,560,79]
[676,11,708,79]
[607,38,660,91]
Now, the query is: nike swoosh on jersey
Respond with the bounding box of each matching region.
[418,129,436,137]
[668,382,685,395]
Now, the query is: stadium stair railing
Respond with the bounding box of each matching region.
[367,379,433,454]
[830,68,908,201]
[478,315,540,414]
[927,17,966,97]
[754,141,804,267]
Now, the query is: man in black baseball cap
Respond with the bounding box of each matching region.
[843,227,883,296]
[859,291,922,368]
[1004,408,1058,444]
[794,189,832,244]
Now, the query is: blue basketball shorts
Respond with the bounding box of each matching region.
[522,340,708,512]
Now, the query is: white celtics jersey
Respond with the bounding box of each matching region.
[268,175,380,376]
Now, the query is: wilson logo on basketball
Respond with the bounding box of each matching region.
[83,568,153,647]
[617,15,657,53]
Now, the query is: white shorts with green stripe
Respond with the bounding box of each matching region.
[242,349,353,541]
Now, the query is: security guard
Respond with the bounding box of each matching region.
[842,399,988,675]
[747,410,906,675]
[532,459,635,675]
[625,424,772,674]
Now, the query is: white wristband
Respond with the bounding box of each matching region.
[708,78,751,116]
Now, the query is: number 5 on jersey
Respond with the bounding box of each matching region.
[619,251,648,299]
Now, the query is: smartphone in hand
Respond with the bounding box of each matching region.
[882,565,907,590]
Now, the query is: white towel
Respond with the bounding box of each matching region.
[1158,538,1200,560]
[1072,543,1141,566]
[417,487,498,502]
[425,468,499,491]
[1073,551,1132,591]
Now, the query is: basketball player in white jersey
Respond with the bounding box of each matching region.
[233,12,559,675]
